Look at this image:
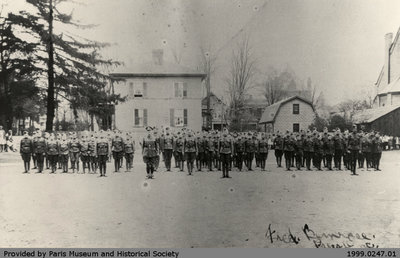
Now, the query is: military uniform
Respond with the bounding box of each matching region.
[371,135,383,171]
[59,138,70,173]
[325,138,335,170]
[124,137,135,172]
[234,137,245,171]
[257,137,269,171]
[219,134,233,178]
[347,132,361,175]
[97,136,109,177]
[303,136,314,170]
[88,136,97,173]
[313,137,323,171]
[80,138,89,173]
[142,135,158,178]
[162,133,174,171]
[112,135,124,172]
[184,135,197,175]
[69,138,81,172]
[196,135,206,171]
[283,135,295,171]
[273,135,284,167]
[333,134,345,170]
[46,138,59,173]
[294,136,304,170]
[174,136,185,171]
[213,136,221,170]
[245,137,256,171]
[360,136,371,169]
[20,134,33,173]
[205,135,214,171]
[33,135,46,173]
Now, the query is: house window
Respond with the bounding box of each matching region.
[174,82,188,98]
[293,123,300,132]
[134,109,147,127]
[170,108,188,127]
[293,104,300,114]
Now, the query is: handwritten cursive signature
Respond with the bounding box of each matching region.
[265,223,378,248]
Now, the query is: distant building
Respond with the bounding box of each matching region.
[259,96,315,133]
[353,105,400,136]
[374,29,400,107]
[201,92,228,130]
[353,28,400,136]
[110,50,206,133]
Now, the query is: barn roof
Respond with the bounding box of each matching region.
[353,104,400,124]
[259,95,314,124]
[378,77,400,95]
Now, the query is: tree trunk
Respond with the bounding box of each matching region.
[45,0,55,132]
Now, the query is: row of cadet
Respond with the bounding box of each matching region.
[18,126,384,178]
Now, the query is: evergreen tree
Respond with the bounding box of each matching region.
[9,0,122,131]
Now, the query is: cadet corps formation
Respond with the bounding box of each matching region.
[19,126,384,179]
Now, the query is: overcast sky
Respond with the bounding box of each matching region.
[4,0,400,105]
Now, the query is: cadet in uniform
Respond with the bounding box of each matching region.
[112,132,124,172]
[334,130,344,170]
[213,133,221,171]
[88,133,98,173]
[196,133,206,171]
[219,130,233,178]
[33,131,46,173]
[313,134,324,171]
[32,130,40,169]
[273,132,284,167]
[205,133,214,171]
[97,132,109,177]
[257,133,269,171]
[69,134,81,173]
[142,128,158,179]
[360,133,371,170]
[347,129,361,175]
[234,134,245,171]
[325,135,335,171]
[283,132,295,171]
[124,134,135,172]
[245,133,256,171]
[303,133,314,171]
[80,135,89,173]
[46,134,59,173]
[183,130,197,175]
[371,133,383,171]
[175,133,185,171]
[294,134,304,171]
[59,134,70,173]
[20,131,33,173]
[162,127,174,171]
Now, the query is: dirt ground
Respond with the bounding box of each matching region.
[0,150,399,248]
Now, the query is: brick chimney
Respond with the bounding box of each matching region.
[385,33,393,85]
[152,49,164,65]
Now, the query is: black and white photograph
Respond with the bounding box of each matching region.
[0,0,400,250]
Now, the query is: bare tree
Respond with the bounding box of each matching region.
[199,46,217,129]
[226,36,256,124]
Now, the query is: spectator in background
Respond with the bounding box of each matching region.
[396,136,400,150]
[0,126,5,152]
[388,135,393,150]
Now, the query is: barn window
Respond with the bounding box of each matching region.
[293,104,300,114]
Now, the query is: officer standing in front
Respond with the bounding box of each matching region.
[20,131,33,173]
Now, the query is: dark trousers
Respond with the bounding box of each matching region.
[349,150,358,174]
[295,153,303,170]
[363,152,371,168]
[36,153,45,172]
[236,152,243,171]
[314,153,322,170]
[372,152,382,170]
[358,152,365,168]
[220,153,231,177]
[164,149,173,170]
[275,149,283,167]
[196,152,204,171]
[48,154,58,172]
[98,155,108,175]
[284,151,293,170]
[246,152,254,170]
[259,152,268,170]
[334,150,343,170]
[304,151,313,170]
[206,151,213,171]
[326,154,333,170]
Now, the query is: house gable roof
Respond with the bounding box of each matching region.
[259,95,314,124]
[110,62,206,79]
